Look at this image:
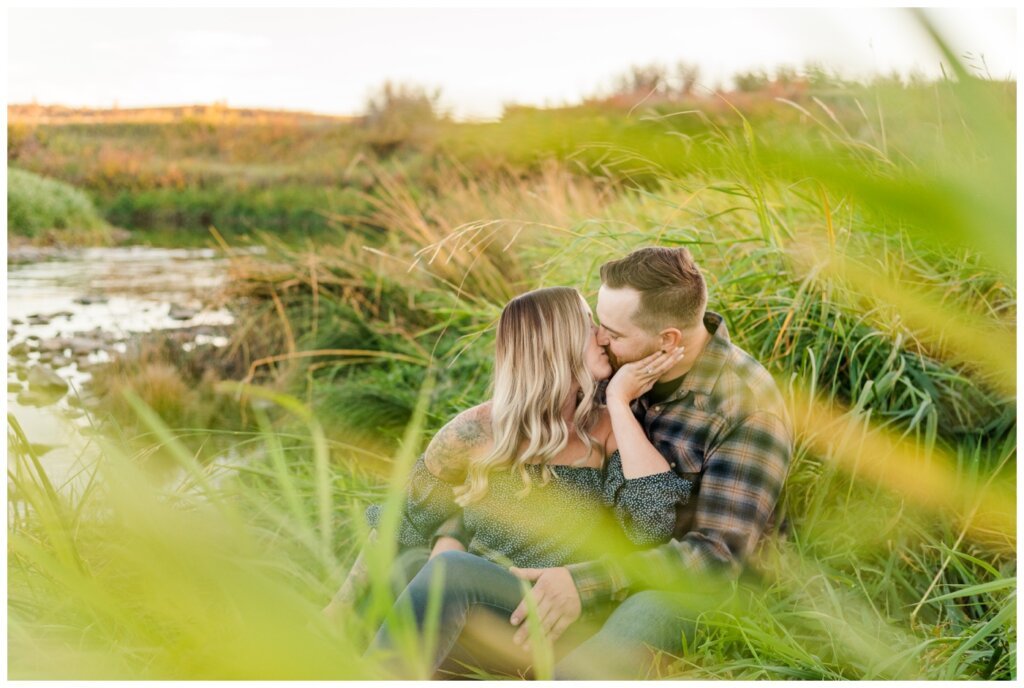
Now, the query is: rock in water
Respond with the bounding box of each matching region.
[73,295,109,305]
[169,304,199,320]
[16,388,62,407]
[39,337,69,353]
[27,366,69,392]
[68,337,105,355]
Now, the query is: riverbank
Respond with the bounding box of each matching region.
[6,245,247,486]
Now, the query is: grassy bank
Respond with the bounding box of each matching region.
[7,167,117,244]
[7,55,1016,680]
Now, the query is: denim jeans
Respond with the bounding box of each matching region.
[351,545,430,616]
[370,550,533,677]
[554,589,704,679]
[370,550,705,679]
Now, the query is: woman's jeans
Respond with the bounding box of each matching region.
[352,545,429,616]
[370,551,531,677]
[369,550,705,679]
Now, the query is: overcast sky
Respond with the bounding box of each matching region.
[7,6,1017,119]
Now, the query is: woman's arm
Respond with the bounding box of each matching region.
[605,347,686,478]
[401,403,491,538]
[602,450,691,546]
[380,404,493,545]
[324,406,490,614]
[430,535,467,558]
[600,348,691,545]
[428,513,471,559]
[421,403,491,483]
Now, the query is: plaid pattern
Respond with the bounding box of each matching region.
[567,311,792,610]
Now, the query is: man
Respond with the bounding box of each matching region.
[508,245,792,679]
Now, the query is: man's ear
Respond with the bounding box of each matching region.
[658,328,683,352]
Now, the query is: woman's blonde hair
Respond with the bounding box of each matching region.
[454,287,602,506]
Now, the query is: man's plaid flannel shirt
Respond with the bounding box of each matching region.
[565,311,792,611]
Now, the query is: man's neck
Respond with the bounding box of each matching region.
[658,321,713,382]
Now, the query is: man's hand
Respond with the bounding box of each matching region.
[429,535,466,560]
[605,346,685,407]
[508,566,582,649]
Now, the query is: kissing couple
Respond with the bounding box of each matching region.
[325,246,791,679]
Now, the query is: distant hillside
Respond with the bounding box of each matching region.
[7,103,355,126]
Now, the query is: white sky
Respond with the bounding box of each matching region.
[6,6,1018,120]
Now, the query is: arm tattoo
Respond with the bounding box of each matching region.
[425,413,489,484]
[455,417,489,447]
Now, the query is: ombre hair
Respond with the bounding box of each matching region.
[454,287,603,506]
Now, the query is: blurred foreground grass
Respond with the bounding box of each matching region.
[7,28,1016,679]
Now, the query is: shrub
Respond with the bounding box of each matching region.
[361,81,443,155]
[7,166,112,243]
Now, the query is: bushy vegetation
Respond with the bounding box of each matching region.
[11,58,1012,244]
[7,30,1016,680]
[7,167,114,243]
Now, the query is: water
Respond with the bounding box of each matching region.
[7,245,248,494]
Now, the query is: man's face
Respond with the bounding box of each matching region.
[595,285,663,370]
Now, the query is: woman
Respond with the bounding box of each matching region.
[350,287,690,675]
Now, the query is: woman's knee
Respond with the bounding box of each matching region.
[391,546,430,591]
[405,551,483,595]
[437,550,518,579]
[433,549,479,566]
[410,552,522,612]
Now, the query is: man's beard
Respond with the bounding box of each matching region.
[607,343,662,372]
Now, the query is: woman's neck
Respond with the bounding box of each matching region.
[561,384,581,424]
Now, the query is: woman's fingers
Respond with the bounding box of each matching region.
[639,350,663,366]
[658,346,685,370]
[638,346,685,376]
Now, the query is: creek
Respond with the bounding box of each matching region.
[7,245,249,495]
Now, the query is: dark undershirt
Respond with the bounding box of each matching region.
[648,373,685,404]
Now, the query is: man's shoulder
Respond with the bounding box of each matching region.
[712,343,787,420]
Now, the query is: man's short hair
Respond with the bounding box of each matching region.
[600,246,707,333]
